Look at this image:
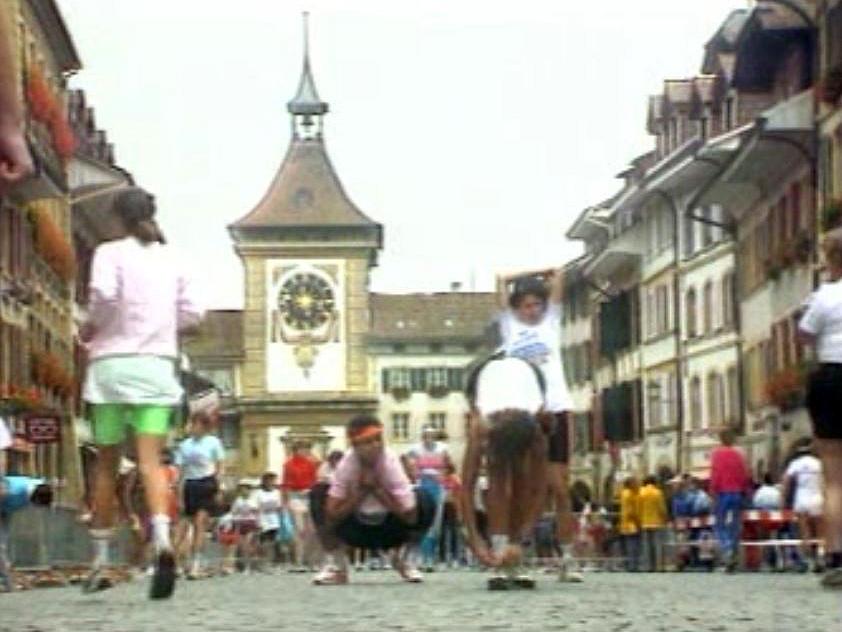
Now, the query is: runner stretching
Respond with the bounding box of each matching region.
[80,187,203,599]
[462,356,549,589]
[495,269,582,582]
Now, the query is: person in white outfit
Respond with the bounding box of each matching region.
[784,440,825,572]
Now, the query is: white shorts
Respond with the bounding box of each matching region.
[794,496,823,517]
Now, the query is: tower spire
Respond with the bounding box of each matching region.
[288,12,328,139]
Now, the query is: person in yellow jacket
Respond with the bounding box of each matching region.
[619,477,641,571]
[638,475,668,572]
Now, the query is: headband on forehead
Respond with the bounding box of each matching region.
[349,425,383,443]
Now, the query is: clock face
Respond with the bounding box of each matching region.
[277,272,335,331]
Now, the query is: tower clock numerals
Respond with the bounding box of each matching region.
[277,272,335,332]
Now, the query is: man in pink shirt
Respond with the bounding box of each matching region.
[709,428,751,572]
[309,415,436,585]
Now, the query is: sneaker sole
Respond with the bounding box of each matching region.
[149,551,176,600]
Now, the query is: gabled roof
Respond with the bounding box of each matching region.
[229,139,379,230]
[702,9,750,74]
[182,310,244,360]
[29,0,82,73]
[369,293,498,343]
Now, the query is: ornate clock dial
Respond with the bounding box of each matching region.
[278,272,335,331]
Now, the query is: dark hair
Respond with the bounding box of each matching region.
[486,409,539,478]
[719,428,737,446]
[643,475,658,486]
[261,471,277,486]
[30,483,53,507]
[508,277,549,310]
[762,473,774,486]
[347,414,382,436]
[115,187,166,244]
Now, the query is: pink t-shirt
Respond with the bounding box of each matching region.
[85,237,203,360]
[328,450,416,516]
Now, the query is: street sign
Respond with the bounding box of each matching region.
[25,416,61,444]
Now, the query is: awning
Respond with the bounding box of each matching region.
[693,90,814,220]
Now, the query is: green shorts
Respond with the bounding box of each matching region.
[90,403,173,446]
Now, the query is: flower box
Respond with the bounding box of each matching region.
[30,207,76,282]
[765,366,807,413]
[822,199,842,233]
[390,386,410,402]
[427,384,449,399]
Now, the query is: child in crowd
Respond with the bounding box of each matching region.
[0,476,53,592]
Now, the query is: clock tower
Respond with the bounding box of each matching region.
[228,14,382,474]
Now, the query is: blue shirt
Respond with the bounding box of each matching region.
[1,476,43,514]
[176,435,224,480]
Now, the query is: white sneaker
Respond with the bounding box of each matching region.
[559,559,584,583]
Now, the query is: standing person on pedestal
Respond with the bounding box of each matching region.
[496,269,582,582]
[709,428,750,573]
[80,188,204,599]
[282,441,319,572]
[798,229,842,588]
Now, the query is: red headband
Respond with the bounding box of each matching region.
[349,425,383,443]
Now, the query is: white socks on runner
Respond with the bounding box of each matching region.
[561,544,573,561]
[90,529,113,569]
[491,535,509,558]
[150,514,172,552]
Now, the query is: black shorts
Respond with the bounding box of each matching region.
[807,364,842,440]
[183,476,218,517]
[547,412,570,464]
[310,482,436,550]
[259,529,278,544]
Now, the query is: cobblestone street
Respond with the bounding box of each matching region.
[1,571,840,632]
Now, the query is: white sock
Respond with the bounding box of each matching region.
[191,553,202,573]
[491,534,509,558]
[150,514,172,551]
[90,529,113,569]
[561,544,573,560]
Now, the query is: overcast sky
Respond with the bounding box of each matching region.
[60,0,745,309]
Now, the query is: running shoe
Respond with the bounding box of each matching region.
[149,549,176,600]
[821,567,842,589]
[558,559,584,583]
[512,574,536,589]
[487,575,512,591]
[81,568,115,594]
[312,567,349,585]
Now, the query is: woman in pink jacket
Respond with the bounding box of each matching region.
[81,188,203,599]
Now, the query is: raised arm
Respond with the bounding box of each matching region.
[548,267,565,305]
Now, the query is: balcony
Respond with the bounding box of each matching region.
[584,226,644,282]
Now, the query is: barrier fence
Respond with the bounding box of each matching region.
[3,507,823,575]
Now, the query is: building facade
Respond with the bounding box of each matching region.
[0,0,83,503]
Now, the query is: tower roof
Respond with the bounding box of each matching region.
[287,13,328,116]
[229,13,381,237]
[229,139,379,229]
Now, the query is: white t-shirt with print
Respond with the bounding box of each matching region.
[799,281,842,363]
[785,455,823,515]
[252,488,283,533]
[498,302,574,412]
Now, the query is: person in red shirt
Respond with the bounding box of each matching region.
[709,428,750,572]
[282,441,320,571]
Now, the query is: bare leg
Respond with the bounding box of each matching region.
[816,439,842,556]
[91,446,120,530]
